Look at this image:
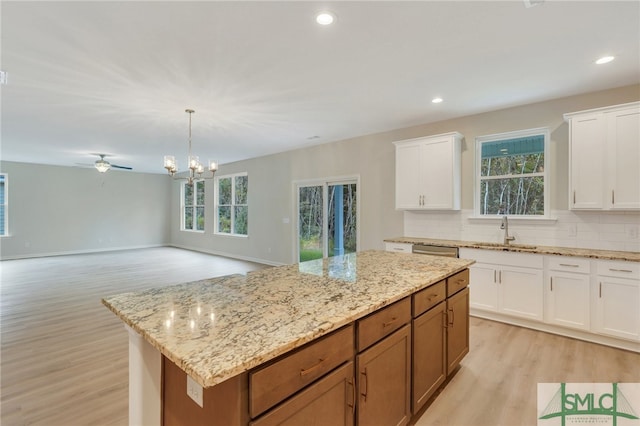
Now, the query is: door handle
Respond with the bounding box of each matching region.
[448,308,454,326]
[347,378,356,414]
[360,368,368,402]
[300,357,327,376]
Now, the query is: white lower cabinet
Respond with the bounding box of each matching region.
[459,248,639,351]
[460,249,544,322]
[593,261,640,341]
[545,257,591,331]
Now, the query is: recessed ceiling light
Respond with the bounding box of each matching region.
[316,12,335,26]
[595,56,615,65]
[432,97,443,104]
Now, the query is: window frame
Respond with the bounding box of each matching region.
[181,180,205,232]
[474,127,550,219]
[214,172,248,237]
[0,173,7,237]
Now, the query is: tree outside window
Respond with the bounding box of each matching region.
[182,180,205,231]
[215,173,248,236]
[476,128,549,217]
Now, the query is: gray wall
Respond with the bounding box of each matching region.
[0,162,171,259]
[2,84,638,263]
[170,84,639,265]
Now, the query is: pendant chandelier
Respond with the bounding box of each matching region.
[164,109,218,185]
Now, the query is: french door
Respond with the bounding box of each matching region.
[296,178,358,262]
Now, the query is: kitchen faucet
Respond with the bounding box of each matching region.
[501,215,515,246]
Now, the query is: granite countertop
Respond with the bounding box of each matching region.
[102,250,473,388]
[384,237,640,262]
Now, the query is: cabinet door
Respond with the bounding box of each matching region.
[499,266,544,321]
[395,142,422,209]
[546,272,590,331]
[250,362,355,426]
[357,325,411,426]
[447,287,469,375]
[420,137,459,210]
[594,276,640,341]
[569,113,605,209]
[412,302,446,414]
[468,263,498,312]
[607,106,640,210]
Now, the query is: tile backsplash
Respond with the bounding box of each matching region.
[404,210,640,252]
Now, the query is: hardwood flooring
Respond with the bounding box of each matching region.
[1,247,638,426]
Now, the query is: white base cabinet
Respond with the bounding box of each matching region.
[459,248,640,352]
[594,261,640,341]
[545,257,591,331]
[460,249,543,322]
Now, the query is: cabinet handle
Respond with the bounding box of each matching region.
[360,368,368,401]
[599,282,602,298]
[347,378,356,413]
[499,270,502,284]
[559,263,579,268]
[448,308,455,326]
[300,357,327,376]
[442,311,448,329]
[573,190,576,205]
[612,190,615,205]
[393,247,404,251]
[382,317,398,328]
[494,270,497,283]
[609,268,633,273]
[427,293,438,301]
[550,277,553,292]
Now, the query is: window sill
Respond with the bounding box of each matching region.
[467,216,557,224]
[181,229,205,233]
[214,233,248,238]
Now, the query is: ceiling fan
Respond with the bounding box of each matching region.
[92,154,132,173]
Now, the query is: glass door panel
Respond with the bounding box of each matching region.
[298,185,324,262]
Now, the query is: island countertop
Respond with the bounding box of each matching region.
[102,250,473,388]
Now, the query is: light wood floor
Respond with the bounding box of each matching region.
[1,248,639,426]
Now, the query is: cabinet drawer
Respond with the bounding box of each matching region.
[597,260,640,280]
[413,280,446,317]
[250,325,355,418]
[385,242,412,253]
[357,297,411,351]
[547,256,591,274]
[447,269,469,297]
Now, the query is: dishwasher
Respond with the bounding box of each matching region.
[412,244,459,258]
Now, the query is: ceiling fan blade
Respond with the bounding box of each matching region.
[111,164,133,170]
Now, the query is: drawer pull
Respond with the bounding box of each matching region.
[427,293,438,301]
[382,317,398,328]
[300,357,327,376]
[609,268,632,273]
[393,247,404,251]
[559,263,579,267]
[456,279,466,284]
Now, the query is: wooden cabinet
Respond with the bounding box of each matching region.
[249,325,354,418]
[357,325,411,426]
[394,132,463,210]
[250,362,355,426]
[593,261,640,341]
[460,248,543,322]
[565,102,640,211]
[446,287,469,375]
[545,257,591,331]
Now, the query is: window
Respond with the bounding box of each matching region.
[215,173,248,236]
[475,128,549,217]
[0,174,6,236]
[182,180,205,231]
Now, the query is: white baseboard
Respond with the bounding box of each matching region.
[0,243,167,261]
[167,244,286,267]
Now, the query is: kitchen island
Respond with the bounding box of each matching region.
[103,250,474,426]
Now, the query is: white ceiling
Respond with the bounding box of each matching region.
[2,1,639,174]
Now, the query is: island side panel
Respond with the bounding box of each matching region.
[163,356,249,426]
[128,325,162,426]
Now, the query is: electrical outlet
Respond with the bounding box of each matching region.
[628,226,639,239]
[186,375,203,407]
[567,224,577,237]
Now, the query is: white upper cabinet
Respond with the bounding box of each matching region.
[393,132,463,210]
[565,102,640,210]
